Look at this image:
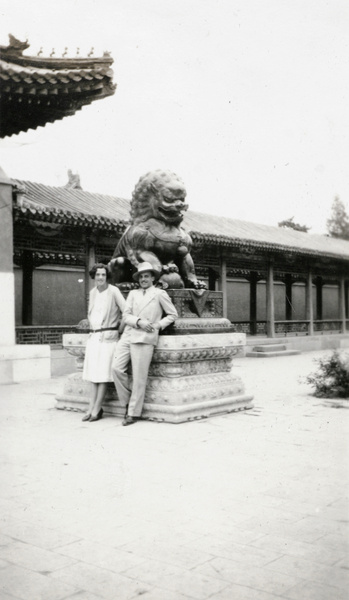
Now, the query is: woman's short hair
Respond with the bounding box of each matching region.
[89,263,111,280]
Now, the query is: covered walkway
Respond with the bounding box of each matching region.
[10,177,349,343]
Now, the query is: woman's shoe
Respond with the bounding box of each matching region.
[89,408,104,422]
[82,413,91,422]
[122,415,138,426]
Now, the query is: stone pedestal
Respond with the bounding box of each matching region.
[56,331,253,423]
[56,288,253,422]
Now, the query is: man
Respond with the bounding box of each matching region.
[112,262,178,426]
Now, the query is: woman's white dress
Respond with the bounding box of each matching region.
[82,288,115,383]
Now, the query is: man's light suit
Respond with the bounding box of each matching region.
[112,286,178,417]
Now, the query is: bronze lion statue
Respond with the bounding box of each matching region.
[109,170,204,289]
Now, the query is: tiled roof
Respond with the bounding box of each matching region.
[184,210,349,260]
[0,35,116,137]
[12,178,349,261]
[13,179,128,233]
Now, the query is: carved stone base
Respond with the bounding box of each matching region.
[143,332,253,422]
[56,332,253,423]
[143,395,254,423]
[55,374,126,417]
[167,317,234,335]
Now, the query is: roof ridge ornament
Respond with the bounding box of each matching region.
[1,35,114,67]
[13,182,27,197]
[0,34,30,56]
[65,169,82,190]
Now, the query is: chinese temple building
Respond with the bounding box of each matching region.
[10,176,349,353]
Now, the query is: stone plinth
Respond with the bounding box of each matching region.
[143,332,253,422]
[0,344,51,383]
[166,289,224,320]
[56,331,253,423]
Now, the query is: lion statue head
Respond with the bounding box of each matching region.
[130,170,188,226]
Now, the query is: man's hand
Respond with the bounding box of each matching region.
[137,319,155,332]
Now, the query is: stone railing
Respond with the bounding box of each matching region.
[275,320,310,335]
[231,321,267,335]
[275,320,348,336]
[314,320,346,333]
[16,319,348,347]
[231,320,348,336]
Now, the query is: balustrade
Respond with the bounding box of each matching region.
[313,320,343,333]
[230,320,347,336]
[15,318,348,347]
[15,325,76,346]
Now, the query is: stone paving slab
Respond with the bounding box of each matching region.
[0,349,348,600]
[192,556,304,596]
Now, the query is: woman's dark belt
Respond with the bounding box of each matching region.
[89,326,119,333]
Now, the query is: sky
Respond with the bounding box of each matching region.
[0,0,348,233]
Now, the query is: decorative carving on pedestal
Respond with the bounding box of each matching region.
[64,334,87,371]
[149,357,234,377]
[166,289,223,319]
[162,289,233,334]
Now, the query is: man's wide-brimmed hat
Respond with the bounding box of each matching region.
[132,261,160,281]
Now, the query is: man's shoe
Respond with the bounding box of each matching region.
[122,415,138,426]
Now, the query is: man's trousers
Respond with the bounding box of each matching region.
[112,334,154,417]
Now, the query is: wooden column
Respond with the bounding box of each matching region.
[266,261,275,337]
[339,276,346,333]
[22,250,34,325]
[306,271,314,336]
[315,276,323,320]
[208,267,218,291]
[345,280,349,320]
[249,272,258,335]
[85,236,96,312]
[219,256,228,318]
[285,274,293,321]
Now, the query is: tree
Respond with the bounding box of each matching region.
[327,197,349,240]
[278,216,309,233]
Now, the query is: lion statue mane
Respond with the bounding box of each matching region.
[109,170,204,289]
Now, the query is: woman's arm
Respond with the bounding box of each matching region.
[113,286,126,312]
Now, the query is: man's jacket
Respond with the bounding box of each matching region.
[122,286,178,345]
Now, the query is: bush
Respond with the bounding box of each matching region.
[305,351,349,398]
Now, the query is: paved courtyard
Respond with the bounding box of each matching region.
[0,350,348,600]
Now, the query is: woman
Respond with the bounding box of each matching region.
[82,263,125,422]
